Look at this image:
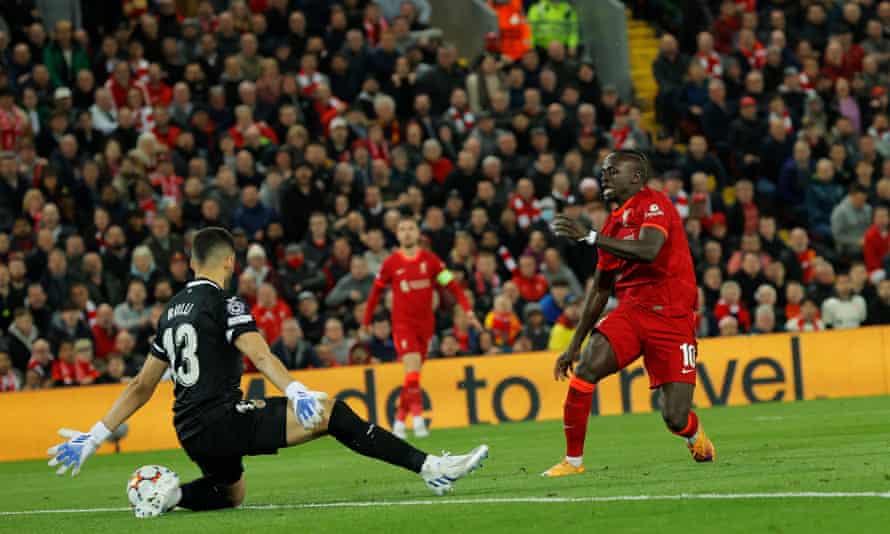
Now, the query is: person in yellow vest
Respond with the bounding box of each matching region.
[527,0,580,56]
[547,295,580,351]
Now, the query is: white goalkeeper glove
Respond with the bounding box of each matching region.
[47,422,111,476]
[286,382,328,431]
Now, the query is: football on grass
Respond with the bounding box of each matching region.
[127,465,179,509]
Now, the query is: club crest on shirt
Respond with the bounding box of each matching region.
[645,203,664,218]
[226,297,245,316]
[420,261,427,274]
[622,209,632,226]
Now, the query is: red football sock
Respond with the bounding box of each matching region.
[671,411,699,439]
[403,371,423,417]
[564,376,596,458]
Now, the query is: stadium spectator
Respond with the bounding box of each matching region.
[519,302,551,351]
[831,184,873,258]
[0,348,21,392]
[113,280,151,333]
[714,280,751,332]
[786,298,826,332]
[547,296,579,351]
[751,305,777,334]
[90,304,117,361]
[527,0,579,55]
[485,294,522,347]
[270,318,320,370]
[821,274,868,329]
[252,283,293,344]
[325,255,374,310]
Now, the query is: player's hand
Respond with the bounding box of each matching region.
[287,382,329,431]
[551,215,592,242]
[554,351,577,381]
[47,427,104,476]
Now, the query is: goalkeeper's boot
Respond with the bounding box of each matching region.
[134,472,181,518]
[413,416,430,438]
[541,459,585,477]
[393,420,407,439]
[688,427,716,463]
[421,444,489,496]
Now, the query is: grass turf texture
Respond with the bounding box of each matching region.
[2,396,890,533]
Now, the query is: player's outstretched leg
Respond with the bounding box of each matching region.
[307,397,487,495]
[543,334,618,477]
[400,353,428,438]
[661,382,715,462]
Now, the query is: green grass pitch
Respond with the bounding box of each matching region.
[2,396,890,533]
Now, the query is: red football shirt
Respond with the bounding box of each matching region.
[364,249,470,328]
[597,187,697,317]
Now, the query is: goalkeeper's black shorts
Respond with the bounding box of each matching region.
[180,397,289,485]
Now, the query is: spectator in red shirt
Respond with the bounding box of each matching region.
[0,349,21,392]
[51,339,78,386]
[90,304,118,361]
[144,63,173,107]
[712,1,741,54]
[863,206,890,283]
[512,254,549,302]
[73,338,99,385]
[714,280,751,331]
[104,61,149,109]
[423,138,453,184]
[509,178,541,229]
[252,282,293,344]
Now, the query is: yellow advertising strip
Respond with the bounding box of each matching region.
[4,327,890,462]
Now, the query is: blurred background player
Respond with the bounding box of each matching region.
[544,150,715,477]
[362,217,480,438]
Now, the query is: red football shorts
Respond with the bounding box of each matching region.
[595,303,698,388]
[392,323,434,360]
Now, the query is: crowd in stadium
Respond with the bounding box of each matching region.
[0,0,889,392]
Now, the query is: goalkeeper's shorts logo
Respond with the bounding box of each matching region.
[235,400,267,413]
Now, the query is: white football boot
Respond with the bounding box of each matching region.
[413,416,430,438]
[134,472,181,519]
[421,445,489,496]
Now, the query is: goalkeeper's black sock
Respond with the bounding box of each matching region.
[327,399,428,473]
[179,477,237,511]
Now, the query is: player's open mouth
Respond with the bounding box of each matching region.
[603,187,615,197]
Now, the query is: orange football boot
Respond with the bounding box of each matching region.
[541,460,585,477]
[687,428,716,462]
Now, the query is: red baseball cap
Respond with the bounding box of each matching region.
[740,96,757,107]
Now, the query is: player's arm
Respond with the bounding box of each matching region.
[594,226,666,263]
[47,356,169,476]
[436,265,481,329]
[236,331,328,431]
[362,258,392,326]
[554,269,616,380]
[552,214,666,263]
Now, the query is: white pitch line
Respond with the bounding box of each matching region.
[2,492,890,517]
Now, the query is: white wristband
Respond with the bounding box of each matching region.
[579,229,598,245]
[90,421,112,443]
[285,381,308,399]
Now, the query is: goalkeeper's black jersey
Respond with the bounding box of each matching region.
[149,278,258,441]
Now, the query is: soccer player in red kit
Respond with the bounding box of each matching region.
[363,217,480,438]
[543,150,716,477]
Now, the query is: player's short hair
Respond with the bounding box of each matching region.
[192,227,235,266]
[613,149,650,181]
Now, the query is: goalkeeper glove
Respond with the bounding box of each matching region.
[47,422,111,476]
[286,382,328,431]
